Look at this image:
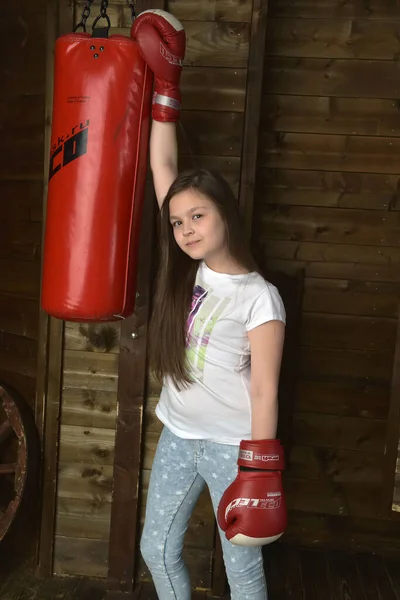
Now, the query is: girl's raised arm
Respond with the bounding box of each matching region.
[150,120,178,209]
[131,10,186,209]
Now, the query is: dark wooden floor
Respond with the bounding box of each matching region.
[264,544,400,600]
[1,545,400,599]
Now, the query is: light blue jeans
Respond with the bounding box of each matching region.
[140,426,268,599]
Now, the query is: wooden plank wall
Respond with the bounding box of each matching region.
[52,0,253,585]
[54,321,120,577]
[1,2,46,409]
[254,0,400,542]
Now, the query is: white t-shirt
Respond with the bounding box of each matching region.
[155,261,286,445]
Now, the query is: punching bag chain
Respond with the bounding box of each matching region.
[74,0,96,32]
[126,0,137,20]
[92,0,111,35]
[99,0,109,17]
[75,0,135,32]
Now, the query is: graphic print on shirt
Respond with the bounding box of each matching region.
[186,285,208,343]
[186,284,231,380]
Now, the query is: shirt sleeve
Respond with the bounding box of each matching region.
[245,284,286,332]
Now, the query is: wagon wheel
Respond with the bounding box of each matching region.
[0,383,40,543]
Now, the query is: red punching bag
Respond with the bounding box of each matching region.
[41,7,153,321]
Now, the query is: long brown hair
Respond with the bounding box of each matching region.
[149,169,259,389]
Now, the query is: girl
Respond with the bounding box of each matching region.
[140,130,286,598]
[132,10,286,600]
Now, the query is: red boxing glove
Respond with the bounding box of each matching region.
[217,439,287,546]
[131,9,186,122]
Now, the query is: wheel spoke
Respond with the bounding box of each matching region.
[0,463,16,475]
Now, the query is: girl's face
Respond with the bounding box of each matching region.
[169,189,227,261]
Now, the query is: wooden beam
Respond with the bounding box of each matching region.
[106,178,156,594]
[35,0,57,468]
[382,303,400,517]
[36,318,64,577]
[238,0,269,240]
[36,0,73,578]
[106,1,164,594]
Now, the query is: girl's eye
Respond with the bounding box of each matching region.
[193,214,202,220]
[172,221,182,228]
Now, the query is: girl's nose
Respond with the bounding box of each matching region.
[182,222,194,236]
